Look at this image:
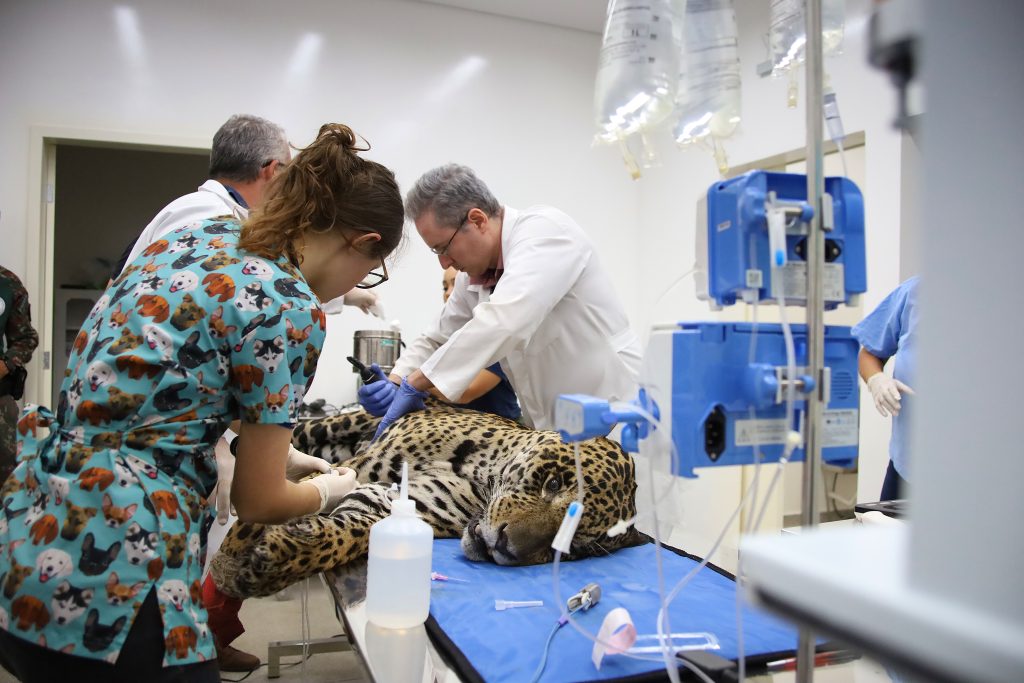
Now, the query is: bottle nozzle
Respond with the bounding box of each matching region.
[400,461,409,501]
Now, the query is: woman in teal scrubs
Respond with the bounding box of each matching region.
[0,124,404,682]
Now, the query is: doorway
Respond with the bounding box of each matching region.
[24,129,209,408]
[48,144,209,401]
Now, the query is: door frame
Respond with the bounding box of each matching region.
[24,125,207,408]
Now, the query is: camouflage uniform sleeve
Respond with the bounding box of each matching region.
[2,276,39,369]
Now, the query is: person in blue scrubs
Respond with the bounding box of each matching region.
[852,276,920,500]
[437,267,520,420]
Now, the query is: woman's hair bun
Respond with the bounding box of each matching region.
[239,121,403,267]
[316,123,369,153]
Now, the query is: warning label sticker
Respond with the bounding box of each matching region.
[733,409,858,448]
[822,409,859,447]
[734,418,788,446]
[781,262,845,302]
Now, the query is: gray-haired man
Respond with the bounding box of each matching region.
[115,114,291,275]
[365,164,641,436]
[112,114,381,313]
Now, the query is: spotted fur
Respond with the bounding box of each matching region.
[210,406,643,598]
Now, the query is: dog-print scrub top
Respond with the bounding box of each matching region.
[0,218,325,666]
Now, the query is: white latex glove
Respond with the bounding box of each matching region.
[305,467,359,513]
[320,296,347,315]
[286,445,331,482]
[866,373,915,417]
[343,289,385,318]
[212,437,236,525]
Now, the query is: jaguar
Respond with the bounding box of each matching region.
[210,405,644,598]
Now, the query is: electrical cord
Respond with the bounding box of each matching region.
[300,577,311,680]
[222,655,317,679]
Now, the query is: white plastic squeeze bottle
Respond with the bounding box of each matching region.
[365,462,434,628]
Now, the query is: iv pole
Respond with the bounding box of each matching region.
[797,0,826,680]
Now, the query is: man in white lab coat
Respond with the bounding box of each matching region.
[365,163,641,435]
[114,114,290,275]
[112,114,384,308]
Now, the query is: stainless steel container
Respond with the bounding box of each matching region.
[353,330,401,375]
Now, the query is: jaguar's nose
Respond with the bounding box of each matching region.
[462,519,491,561]
[493,522,510,556]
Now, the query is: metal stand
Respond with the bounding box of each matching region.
[797,0,826,681]
[266,574,354,678]
[267,635,353,678]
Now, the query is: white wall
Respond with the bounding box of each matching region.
[0,0,639,407]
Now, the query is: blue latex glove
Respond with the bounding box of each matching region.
[372,379,428,441]
[357,363,398,416]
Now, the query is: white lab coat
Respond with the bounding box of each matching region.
[392,205,642,430]
[119,179,247,274]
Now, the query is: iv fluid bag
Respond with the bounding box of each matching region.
[673,0,741,154]
[768,0,845,75]
[594,0,682,144]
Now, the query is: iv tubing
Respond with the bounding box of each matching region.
[609,397,681,524]
[528,619,563,683]
[632,402,743,683]
[835,137,849,179]
[640,267,696,338]
[736,295,761,683]
[551,553,665,664]
[551,406,773,683]
[550,290,793,683]
[554,410,685,676]
[734,274,802,683]
[642,389,789,679]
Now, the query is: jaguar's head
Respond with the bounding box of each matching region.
[461,435,644,565]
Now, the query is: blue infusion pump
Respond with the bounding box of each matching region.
[697,170,866,309]
[556,323,860,477]
[653,322,858,477]
[556,170,863,478]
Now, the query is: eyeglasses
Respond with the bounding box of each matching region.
[429,213,470,256]
[356,257,389,289]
